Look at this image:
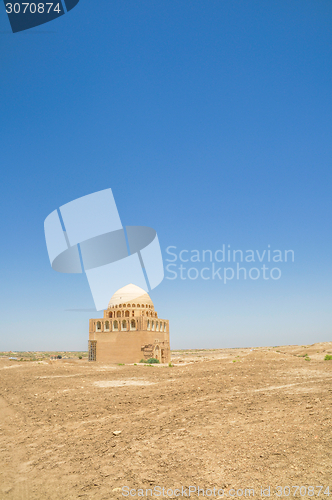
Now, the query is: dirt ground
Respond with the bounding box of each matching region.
[0,342,332,500]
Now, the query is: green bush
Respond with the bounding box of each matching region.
[305,356,311,361]
[324,354,332,361]
[146,358,160,364]
[168,362,173,367]
[78,356,82,359]
[118,363,124,366]
[139,359,147,363]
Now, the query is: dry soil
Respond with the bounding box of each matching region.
[0,343,332,499]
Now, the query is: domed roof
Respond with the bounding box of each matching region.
[108,284,154,308]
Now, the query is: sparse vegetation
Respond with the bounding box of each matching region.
[168,362,173,367]
[118,363,124,366]
[139,358,160,364]
[305,356,311,361]
[146,358,159,364]
[324,354,332,361]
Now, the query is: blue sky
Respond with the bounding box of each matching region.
[0,0,331,351]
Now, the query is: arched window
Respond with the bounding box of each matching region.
[117,311,121,318]
[125,310,129,317]
[132,304,136,308]
[152,320,155,331]
[130,319,136,331]
[137,304,140,308]
[113,320,118,331]
[105,321,110,331]
[147,320,150,331]
[122,320,127,331]
[109,312,113,318]
[132,311,134,316]
[164,322,166,332]
[155,312,157,317]
[119,304,122,308]
[96,321,101,332]
[156,322,159,332]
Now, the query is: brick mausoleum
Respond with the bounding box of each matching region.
[88,284,170,364]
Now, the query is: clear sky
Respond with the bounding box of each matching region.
[1,0,331,351]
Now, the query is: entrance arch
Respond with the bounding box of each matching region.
[153,344,160,362]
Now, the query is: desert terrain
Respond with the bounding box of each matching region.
[0,343,331,499]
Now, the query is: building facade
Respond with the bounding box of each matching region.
[88,284,170,364]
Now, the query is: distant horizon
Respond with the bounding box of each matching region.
[2,340,332,354]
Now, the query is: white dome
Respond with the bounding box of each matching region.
[108,284,154,308]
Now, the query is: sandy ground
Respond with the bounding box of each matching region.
[0,343,332,499]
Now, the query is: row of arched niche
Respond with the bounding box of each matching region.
[108,310,158,318]
[95,319,167,332]
[109,303,154,309]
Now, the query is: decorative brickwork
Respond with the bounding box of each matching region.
[141,341,170,363]
[88,340,97,361]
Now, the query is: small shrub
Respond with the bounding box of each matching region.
[305,356,311,361]
[57,355,62,359]
[134,363,137,366]
[78,356,82,359]
[139,359,147,363]
[118,363,124,366]
[324,354,332,361]
[168,362,173,367]
[146,358,160,364]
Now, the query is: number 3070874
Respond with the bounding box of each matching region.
[5,3,62,14]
